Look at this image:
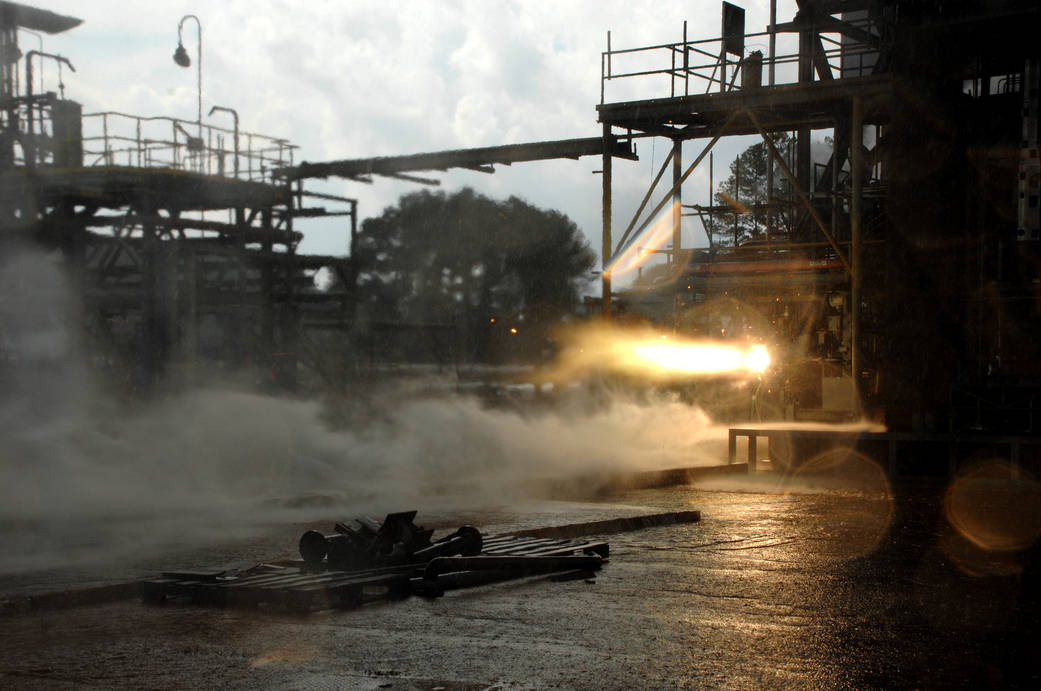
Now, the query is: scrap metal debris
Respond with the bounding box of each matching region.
[297,510,483,570]
[140,511,610,613]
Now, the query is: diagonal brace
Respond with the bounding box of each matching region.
[744,108,850,274]
[615,147,675,255]
[612,111,739,262]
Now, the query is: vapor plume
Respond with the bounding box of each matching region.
[0,245,735,575]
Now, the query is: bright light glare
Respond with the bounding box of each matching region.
[544,324,773,381]
[744,344,771,372]
[623,340,771,377]
[629,342,743,373]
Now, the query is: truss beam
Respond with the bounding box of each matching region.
[286,136,638,181]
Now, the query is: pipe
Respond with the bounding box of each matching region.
[25,50,75,100]
[209,105,239,177]
[24,51,75,167]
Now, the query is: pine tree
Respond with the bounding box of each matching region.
[705,133,792,248]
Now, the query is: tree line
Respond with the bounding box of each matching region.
[351,187,595,364]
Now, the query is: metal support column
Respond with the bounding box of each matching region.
[766,145,774,240]
[180,245,198,371]
[261,208,275,375]
[709,152,714,248]
[850,96,864,406]
[602,122,613,318]
[346,198,359,325]
[140,217,161,391]
[769,0,777,86]
[280,204,299,391]
[672,139,682,265]
[797,25,813,214]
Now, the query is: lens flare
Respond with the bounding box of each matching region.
[784,447,893,560]
[944,459,1041,553]
[717,190,749,215]
[605,202,678,279]
[939,458,1041,577]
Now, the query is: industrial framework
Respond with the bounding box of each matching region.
[0,2,636,393]
[0,2,365,393]
[597,0,1041,435]
[2,0,1040,445]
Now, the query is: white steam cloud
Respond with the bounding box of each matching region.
[0,248,733,575]
[2,387,728,525]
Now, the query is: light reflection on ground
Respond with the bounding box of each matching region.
[1,481,1039,688]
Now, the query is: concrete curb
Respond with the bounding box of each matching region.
[0,581,140,617]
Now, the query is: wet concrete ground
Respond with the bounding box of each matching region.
[2,476,1040,689]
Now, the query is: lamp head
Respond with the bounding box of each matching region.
[173,43,190,67]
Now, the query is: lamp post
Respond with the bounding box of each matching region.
[173,14,202,137]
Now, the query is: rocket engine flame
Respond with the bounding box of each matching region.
[541,323,772,382]
[627,340,770,376]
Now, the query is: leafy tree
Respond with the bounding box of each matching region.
[353,188,595,362]
[705,132,793,247]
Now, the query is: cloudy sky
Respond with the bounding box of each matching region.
[31,0,799,287]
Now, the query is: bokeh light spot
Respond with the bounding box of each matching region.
[945,458,1041,553]
[784,447,893,559]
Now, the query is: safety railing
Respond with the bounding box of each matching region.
[80,111,295,184]
[601,16,886,104]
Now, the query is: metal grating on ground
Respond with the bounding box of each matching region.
[140,534,609,613]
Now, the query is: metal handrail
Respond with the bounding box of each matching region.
[80,111,296,184]
[601,19,887,103]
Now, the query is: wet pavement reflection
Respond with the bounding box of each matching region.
[2,477,1041,688]
[605,477,1041,688]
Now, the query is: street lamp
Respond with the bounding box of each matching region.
[173,14,202,137]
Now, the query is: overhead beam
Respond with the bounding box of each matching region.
[0,1,82,33]
[774,12,881,48]
[798,0,875,14]
[598,75,894,137]
[285,136,638,181]
[297,189,358,204]
[379,171,441,186]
